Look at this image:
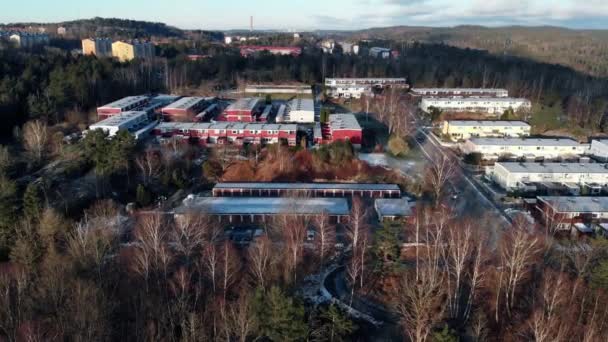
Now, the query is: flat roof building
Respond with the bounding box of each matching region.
[324,78,408,99]
[489,162,608,191]
[375,198,414,221]
[277,98,315,123]
[442,120,531,141]
[534,196,608,230]
[462,138,588,160]
[223,98,264,122]
[240,46,302,57]
[161,97,211,121]
[412,88,509,98]
[97,96,150,119]
[323,114,363,147]
[420,97,531,115]
[88,111,156,140]
[175,196,350,223]
[112,40,154,62]
[589,139,608,162]
[245,84,312,95]
[212,182,401,198]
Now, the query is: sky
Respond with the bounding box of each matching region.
[2,0,608,30]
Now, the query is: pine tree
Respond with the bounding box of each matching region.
[253,286,308,341]
[23,182,44,221]
[311,304,357,342]
[136,184,152,207]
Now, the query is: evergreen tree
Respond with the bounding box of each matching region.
[136,184,152,207]
[0,175,18,258]
[311,304,357,342]
[23,182,44,221]
[253,286,308,341]
[373,222,402,268]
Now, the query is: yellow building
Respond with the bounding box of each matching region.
[441,120,531,141]
[112,40,154,62]
[82,38,112,57]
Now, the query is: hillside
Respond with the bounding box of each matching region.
[2,17,184,39]
[346,25,608,78]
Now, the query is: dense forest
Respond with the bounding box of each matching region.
[344,25,608,78]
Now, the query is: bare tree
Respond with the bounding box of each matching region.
[201,242,220,294]
[345,197,368,305]
[247,234,273,289]
[171,213,208,263]
[131,212,173,289]
[23,120,48,162]
[220,240,241,301]
[278,214,307,284]
[425,153,456,202]
[135,149,162,186]
[226,290,257,342]
[0,271,30,342]
[314,211,335,269]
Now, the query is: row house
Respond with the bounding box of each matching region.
[153,122,297,146]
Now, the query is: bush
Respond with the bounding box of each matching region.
[387,135,410,157]
[202,160,223,182]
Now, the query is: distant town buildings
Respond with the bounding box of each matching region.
[489,162,608,191]
[57,26,67,35]
[420,97,532,115]
[111,40,154,62]
[82,38,113,57]
[369,47,392,59]
[240,45,302,57]
[442,120,531,140]
[153,122,298,146]
[412,88,509,98]
[5,32,50,48]
[324,78,408,99]
[461,138,587,160]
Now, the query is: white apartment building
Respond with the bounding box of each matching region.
[420,97,531,115]
[489,162,608,191]
[325,78,408,99]
[88,111,157,140]
[277,98,315,123]
[412,88,509,98]
[461,138,588,160]
[589,139,608,162]
[442,120,530,140]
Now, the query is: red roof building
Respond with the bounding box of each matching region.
[221,98,264,122]
[320,114,363,147]
[161,97,212,121]
[96,96,150,119]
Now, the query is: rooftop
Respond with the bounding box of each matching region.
[98,96,149,109]
[287,98,315,112]
[90,111,148,128]
[155,122,297,132]
[422,97,530,103]
[225,98,262,112]
[175,197,350,216]
[538,196,608,213]
[447,120,530,127]
[496,162,608,174]
[375,198,414,217]
[329,114,362,131]
[469,137,581,147]
[164,97,207,110]
[413,88,508,93]
[214,182,401,191]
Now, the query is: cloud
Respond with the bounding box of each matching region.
[313,0,608,29]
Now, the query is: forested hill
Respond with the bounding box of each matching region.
[343,25,608,78]
[4,17,184,39]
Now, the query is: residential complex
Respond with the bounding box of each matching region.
[212,182,401,198]
[111,40,154,62]
[88,111,157,140]
[97,96,150,119]
[534,196,608,230]
[461,138,587,160]
[276,98,315,123]
[222,98,264,122]
[240,46,302,57]
[412,88,509,98]
[489,162,608,191]
[324,78,408,99]
[589,139,608,162]
[369,47,391,58]
[420,97,532,115]
[153,122,298,146]
[441,120,531,140]
[161,97,212,121]
[82,38,112,57]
